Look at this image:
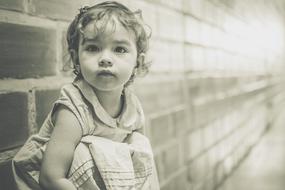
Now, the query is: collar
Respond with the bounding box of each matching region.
[72,79,138,129]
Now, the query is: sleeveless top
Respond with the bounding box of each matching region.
[40,78,145,140]
[12,78,146,189]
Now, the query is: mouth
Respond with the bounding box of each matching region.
[97,70,115,77]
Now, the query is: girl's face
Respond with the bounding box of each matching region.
[78,19,138,92]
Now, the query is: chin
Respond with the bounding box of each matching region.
[94,84,124,92]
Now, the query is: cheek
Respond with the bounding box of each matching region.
[80,54,99,66]
[120,63,134,75]
[79,61,97,78]
[123,58,137,73]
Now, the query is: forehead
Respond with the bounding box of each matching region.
[80,18,136,44]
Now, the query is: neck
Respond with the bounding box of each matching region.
[93,87,124,118]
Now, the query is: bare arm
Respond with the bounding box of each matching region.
[39,105,82,190]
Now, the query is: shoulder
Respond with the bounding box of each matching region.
[53,83,86,115]
[56,82,88,108]
[51,83,91,136]
[125,88,146,132]
[59,83,82,100]
[126,88,144,114]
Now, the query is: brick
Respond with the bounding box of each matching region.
[61,29,72,72]
[187,154,209,184]
[157,7,184,41]
[204,47,217,70]
[182,0,203,18]
[185,46,206,71]
[215,77,238,92]
[150,41,184,72]
[128,0,157,37]
[186,77,201,99]
[169,42,185,71]
[150,40,172,72]
[193,98,232,128]
[171,109,189,135]
[193,103,212,127]
[223,156,234,176]
[199,77,221,97]
[161,170,190,190]
[213,162,225,187]
[0,92,28,151]
[162,144,181,178]
[200,173,215,190]
[211,28,222,48]
[202,0,218,25]
[184,16,201,44]
[31,0,89,20]
[184,130,203,162]
[215,142,228,163]
[0,160,17,190]
[173,170,191,190]
[0,0,23,11]
[154,152,164,182]
[203,125,216,149]
[136,80,184,114]
[35,88,60,128]
[151,40,185,72]
[149,114,172,147]
[161,178,176,190]
[220,138,233,158]
[184,45,192,71]
[159,0,183,10]
[0,22,57,79]
[207,146,219,169]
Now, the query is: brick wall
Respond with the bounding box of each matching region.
[1,0,285,190]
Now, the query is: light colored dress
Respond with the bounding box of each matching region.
[12,78,159,190]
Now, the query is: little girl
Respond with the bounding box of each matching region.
[12,1,159,190]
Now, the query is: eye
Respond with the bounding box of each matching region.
[114,46,128,53]
[85,45,100,52]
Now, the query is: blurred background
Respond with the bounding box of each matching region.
[1,0,285,189]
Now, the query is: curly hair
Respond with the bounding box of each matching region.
[66,1,151,84]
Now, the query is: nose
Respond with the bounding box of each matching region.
[98,50,113,67]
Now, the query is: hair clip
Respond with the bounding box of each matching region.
[79,6,89,16]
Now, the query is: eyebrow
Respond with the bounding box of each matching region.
[81,38,97,45]
[82,38,132,46]
[113,40,132,46]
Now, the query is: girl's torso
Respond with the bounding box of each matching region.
[13,78,146,189]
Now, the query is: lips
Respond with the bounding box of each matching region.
[97,70,115,77]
